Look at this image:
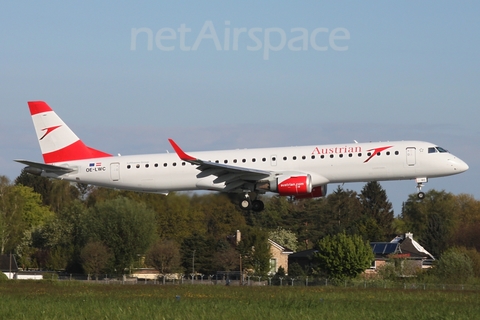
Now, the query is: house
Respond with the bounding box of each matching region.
[368,232,435,274]
[287,248,318,275]
[230,230,294,275]
[287,232,434,277]
[0,254,19,279]
[268,239,294,275]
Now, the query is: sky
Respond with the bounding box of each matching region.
[1,1,479,214]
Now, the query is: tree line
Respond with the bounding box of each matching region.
[1,169,479,280]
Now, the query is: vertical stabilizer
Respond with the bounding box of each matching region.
[28,101,111,163]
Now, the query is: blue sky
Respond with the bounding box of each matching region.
[1,1,479,214]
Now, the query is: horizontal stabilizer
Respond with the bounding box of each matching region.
[14,159,74,174]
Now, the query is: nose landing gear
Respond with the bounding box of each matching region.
[416,177,427,200]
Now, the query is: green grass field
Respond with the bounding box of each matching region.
[1,281,479,319]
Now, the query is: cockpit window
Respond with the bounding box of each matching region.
[428,147,437,153]
[436,147,448,153]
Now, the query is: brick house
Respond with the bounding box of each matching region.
[268,239,294,275]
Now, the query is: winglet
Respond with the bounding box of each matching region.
[168,139,197,162]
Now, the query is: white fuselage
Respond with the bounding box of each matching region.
[47,140,468,194]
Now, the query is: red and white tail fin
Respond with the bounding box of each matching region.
[28,101,112,164]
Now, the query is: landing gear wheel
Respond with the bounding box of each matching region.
[415,178,427,201]
[240,198,251,210]
[251,200,265,212]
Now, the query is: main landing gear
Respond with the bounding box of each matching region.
[239,194,265,212]
[416,177,427,200]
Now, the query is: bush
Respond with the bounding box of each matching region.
[287,262,306,278]
[0,271,9,281]
[455,247,480,278]
[434,247,474,284]
[314,233,374,281]
[377,258,422,281]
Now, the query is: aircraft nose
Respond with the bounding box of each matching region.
[449,158,469,173]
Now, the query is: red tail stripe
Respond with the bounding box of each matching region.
[42,140,112,163]
[28,101,53,115]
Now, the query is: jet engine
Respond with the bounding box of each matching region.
[255,174,327,199]
[256,174,327,198]
[276,175,312,196]
[294,185,328,199]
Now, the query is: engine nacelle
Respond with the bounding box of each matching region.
[277,175,312,196]
[256,174,327,198]
[294,185,328,199]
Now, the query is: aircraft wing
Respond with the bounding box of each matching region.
[14,159,74,175]
[168,139,271,192]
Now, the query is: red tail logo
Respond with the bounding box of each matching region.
[40,125,61,140]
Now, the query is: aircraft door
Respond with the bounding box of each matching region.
[110,162,120,181]
[406,147,416,166]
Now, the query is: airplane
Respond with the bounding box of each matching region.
[15,101,469,212]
